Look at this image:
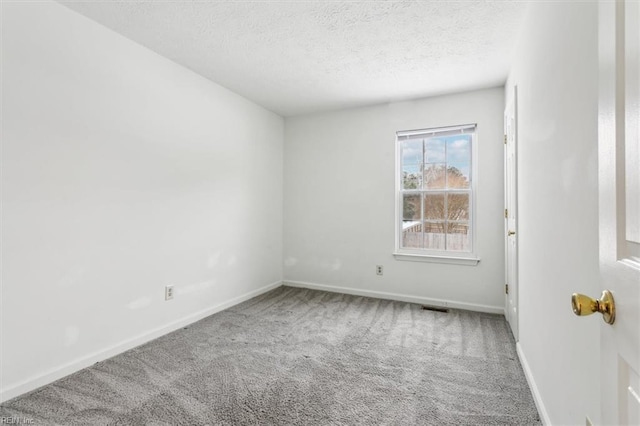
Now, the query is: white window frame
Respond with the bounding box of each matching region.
[393,124,480,266]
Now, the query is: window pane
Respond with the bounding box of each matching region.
[446,136,471,163]
[402,194,421,221]
[402,140,423,165]
[402,164,422,189]
[447,193,469,220]
[446,164,470,188]
[424,193,445,220]
[424,221,446,250]
[402,222,423,249]
[423,163,446,189]
[447,222,470,252]
[425,138,445,163]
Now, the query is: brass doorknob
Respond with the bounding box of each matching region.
[508,230,516,236]
[571,290,615,324]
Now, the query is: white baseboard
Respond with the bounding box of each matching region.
[0,280,282,403]
[516,342,551,425]
[283,280,504,315]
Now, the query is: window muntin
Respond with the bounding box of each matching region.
[396,124,476,256]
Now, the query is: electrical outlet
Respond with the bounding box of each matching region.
[165,285,174,301]
[376,265,383,275]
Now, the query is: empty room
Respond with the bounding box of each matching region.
[1,0,639,425]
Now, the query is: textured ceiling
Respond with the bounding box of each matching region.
[59,1,528,117]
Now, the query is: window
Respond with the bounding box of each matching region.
[395,124,478,264]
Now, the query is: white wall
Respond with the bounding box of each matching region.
[283,88,505,312]
[505,1,600,424]
[1,1,283,401]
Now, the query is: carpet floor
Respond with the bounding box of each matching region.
[1,286,540,425]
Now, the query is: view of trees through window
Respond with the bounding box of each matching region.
[399,131,473,252]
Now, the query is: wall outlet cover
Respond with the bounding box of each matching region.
[165,285,174,301]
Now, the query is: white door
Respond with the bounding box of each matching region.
[598,0,640,423]
[504,87,518,341]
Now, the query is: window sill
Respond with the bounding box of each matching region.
[393,252,480,266]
